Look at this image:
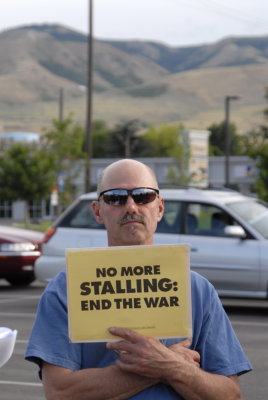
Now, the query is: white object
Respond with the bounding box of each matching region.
[0,327,17,368]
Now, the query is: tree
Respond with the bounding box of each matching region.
[92,120,110,158]
[0,143,55,223]
[107,119,148,157]
[42,115,86,208]
[142,124,184,157]
[142,124,192,186]
[247,88,268,201]
[208,122,243,156]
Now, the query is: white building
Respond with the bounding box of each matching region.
[0,156,258,222]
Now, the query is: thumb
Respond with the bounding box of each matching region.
[179,338,192,348]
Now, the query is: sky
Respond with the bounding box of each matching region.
[0,0,267,47]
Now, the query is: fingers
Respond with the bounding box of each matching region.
[108,327,141,343]
[106,328,201,369]
[178,338,192,348]
[107,327,142,353]
[107,339,133,353]
[107,327,158,355]
[169,340,201,367]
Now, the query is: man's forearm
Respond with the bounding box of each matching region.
[42,362,158,400]
[107,327,243,400]
[167,365,241,400]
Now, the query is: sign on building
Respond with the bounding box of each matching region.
[183,130,210,188]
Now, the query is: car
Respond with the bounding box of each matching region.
[35,188,268,299]
[0,225,43,286]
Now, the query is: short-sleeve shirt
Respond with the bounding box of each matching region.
[25,270,252,399]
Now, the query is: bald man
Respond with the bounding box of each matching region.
[26,159,251,400]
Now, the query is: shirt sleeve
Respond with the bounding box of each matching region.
[25,273,82,372]
[191,272,252,376]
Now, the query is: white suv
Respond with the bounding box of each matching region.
[35,188,268,299]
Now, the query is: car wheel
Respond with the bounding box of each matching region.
[6,273,35,286]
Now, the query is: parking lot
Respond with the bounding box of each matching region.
[0,279,267,400]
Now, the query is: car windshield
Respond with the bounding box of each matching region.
[228,200,268,238]
[59,200,105,229]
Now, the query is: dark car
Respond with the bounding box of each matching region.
[0,225,43,286]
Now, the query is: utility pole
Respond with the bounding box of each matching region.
[84,0,93,193]
[59,87,64,121]
[224,95,240,187]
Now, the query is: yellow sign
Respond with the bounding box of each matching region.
[66,244,192,342]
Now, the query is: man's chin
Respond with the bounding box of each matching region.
[121,232,152,246]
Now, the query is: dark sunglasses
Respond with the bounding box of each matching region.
[98,187,159,206]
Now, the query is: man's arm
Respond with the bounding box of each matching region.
[41,338,200,400]
[42,362,157,400]
[107,327,242,400]
[167,370,241,400]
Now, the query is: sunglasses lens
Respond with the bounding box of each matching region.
[102,190,128,205]
[132,189,158,204]
[100,188,159,206]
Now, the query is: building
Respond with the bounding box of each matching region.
[0,156,258,222]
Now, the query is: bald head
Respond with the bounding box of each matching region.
[97,159,158,195]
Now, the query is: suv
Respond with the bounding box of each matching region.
[35,188,268,299]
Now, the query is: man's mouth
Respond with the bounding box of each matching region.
[119,214,144,225]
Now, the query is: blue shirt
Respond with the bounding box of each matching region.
[25,270,252,399]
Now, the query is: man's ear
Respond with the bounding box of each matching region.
[157,197,165,222]
[91,201,104,224]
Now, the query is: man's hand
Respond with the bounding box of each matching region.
[106,328,242,400]
[169,339,200,367]
[106,327,200,380]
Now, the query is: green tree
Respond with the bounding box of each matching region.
[142,124,184,157]
[0,143,55,223]
[208,122,243,156]
[247,88,268,201]
[92,120,110,158]
[142,124,192,186]
[108,119,149,157]
[253,147,268,202]
[42,115,86,208]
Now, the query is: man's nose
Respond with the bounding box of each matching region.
[124,195,138,211]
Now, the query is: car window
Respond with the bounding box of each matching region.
[157,201,181,233]
[228,200,268,238]
[185,203,238,237]
[59,200,105,229]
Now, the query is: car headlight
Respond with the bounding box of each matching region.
[0,243,36,252]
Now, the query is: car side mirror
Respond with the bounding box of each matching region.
[224,225,246,239]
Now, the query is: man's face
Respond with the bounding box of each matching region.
[92,162,164,247]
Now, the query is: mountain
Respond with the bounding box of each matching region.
[108,36,268,72]
[0,24,268,133]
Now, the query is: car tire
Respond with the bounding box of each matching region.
[6,273,35,286]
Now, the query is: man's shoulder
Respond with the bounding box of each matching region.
[190,270,217,300]
[48,270,66,286]
[190,270,210,286]
[43,270,67,298]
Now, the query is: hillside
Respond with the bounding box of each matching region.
[108,35,268,72]
[0,24,267,133]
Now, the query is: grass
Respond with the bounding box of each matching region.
[13,221,52,232]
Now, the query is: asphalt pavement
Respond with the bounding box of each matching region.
[0,279,267,400]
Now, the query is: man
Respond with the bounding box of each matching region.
[25,159,252,400]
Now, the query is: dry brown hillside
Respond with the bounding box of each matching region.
[0,24,267,133]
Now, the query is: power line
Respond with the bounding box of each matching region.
[177,0,267,28]
[199,0,267,26]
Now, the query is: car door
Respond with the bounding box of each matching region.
[155,200,260,297]
[182,202,260,296]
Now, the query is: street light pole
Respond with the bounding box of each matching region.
[224,95,240,187]
[59,87,64,121]
[84,0,93,193]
